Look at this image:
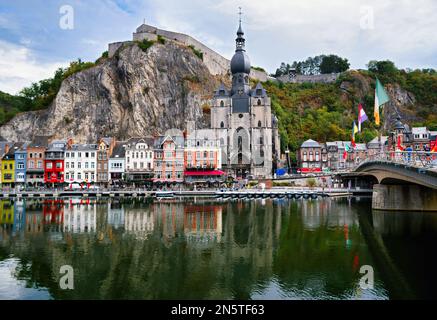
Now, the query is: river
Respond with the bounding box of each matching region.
[0,197,436,300]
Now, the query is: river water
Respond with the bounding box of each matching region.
[0,197,436,300]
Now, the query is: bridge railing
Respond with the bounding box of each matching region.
[359,151,437,169]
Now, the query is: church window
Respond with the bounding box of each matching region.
[220,101,224,107]
[259,137,264,145]
[258,120,262,128]
[260,149,264,157]
[238,114,243,119]
[220,121,224,128]
[257,99,262,106]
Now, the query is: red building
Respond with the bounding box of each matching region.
[44,140,70,185]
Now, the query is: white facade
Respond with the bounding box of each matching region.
[63,204,97,233]
[125,139,154,172]
[64,144,98,183]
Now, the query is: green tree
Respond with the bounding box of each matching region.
[320,55,350,74]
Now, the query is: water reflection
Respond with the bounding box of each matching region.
[0,197,427,300]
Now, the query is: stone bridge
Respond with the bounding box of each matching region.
[354,159,437,211]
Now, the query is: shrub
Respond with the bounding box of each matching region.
[188,45,203,60]
[157,35,166,44]
[307,178,317,188]
[137,39,155,52]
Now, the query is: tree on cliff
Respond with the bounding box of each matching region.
[274,54,350,77]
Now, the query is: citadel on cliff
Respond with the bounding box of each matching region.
[108,18,282,179]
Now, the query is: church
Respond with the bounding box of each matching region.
[188,18,281,179]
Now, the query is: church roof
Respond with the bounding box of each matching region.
[214,83,229,97]
[251,82,267,97]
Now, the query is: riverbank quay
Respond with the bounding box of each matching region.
[0,187,371,199]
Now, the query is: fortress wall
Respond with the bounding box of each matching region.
[277,73,340,84]
[108,42,125,58]
[109,24,269,82]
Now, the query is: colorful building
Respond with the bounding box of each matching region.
[298,139,322,173]
[184,128,225,184]
[15,143,28,185]
[153,133,185,184]
[26,136,49,186]
[44,140,69,185]
[0,142,11,185]
[97,137,116,185]
[1,143,23,186]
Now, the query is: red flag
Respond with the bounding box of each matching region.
[351,136,356,148]
[397,136,404,151]
[432,136,437,152]
[343,150,348,160]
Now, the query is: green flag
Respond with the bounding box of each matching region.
[374,78,390,126]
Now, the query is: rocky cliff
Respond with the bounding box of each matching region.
[0,41,226,143]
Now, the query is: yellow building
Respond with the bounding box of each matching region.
[1,144,18,185]
[0,200,14,225]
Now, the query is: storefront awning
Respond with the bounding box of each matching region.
[184,170,226,176]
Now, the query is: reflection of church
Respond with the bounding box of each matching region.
[191,19,281,179]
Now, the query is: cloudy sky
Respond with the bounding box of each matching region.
[1,0,436,94]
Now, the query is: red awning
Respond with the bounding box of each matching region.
[184,170,226,176]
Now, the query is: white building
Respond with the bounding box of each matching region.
[125,138,154,183]
[108,141,126,183]
[64,144,98,184]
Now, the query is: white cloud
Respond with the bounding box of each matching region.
[0,40,68,95]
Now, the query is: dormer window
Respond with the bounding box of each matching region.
[256,89,262,96]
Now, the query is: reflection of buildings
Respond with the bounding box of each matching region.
[107,202,125,229]
[299,199,359,230]
[63,203,96,233]
[183,205,222,242]
[124,207,154,240]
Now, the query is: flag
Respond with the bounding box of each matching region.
[358,104,368,132]
[374,78,390,126]
[351,122,358,147]
[431,136,437,152]
[397,136,404,151]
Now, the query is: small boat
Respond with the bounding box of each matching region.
[310,194,319,200]
[154,191,175,199]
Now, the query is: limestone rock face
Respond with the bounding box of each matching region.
[0,41,224,143]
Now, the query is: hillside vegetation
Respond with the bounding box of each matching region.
[264,61,437,160]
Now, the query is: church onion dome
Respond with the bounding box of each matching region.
[231,51,251,74]
[214,83,229,97]
[231,18,251,75]
[394,116,405,131]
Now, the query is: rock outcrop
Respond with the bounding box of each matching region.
[0,41,226,143]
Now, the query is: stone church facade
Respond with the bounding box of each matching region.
[188,20,281,179]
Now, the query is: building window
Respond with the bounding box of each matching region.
[46,163,52,169]
[257,99,261,106]
[258,120,262,128]
[220,121,224,128]
[259,137,264,145]
[56,162,62,169]
[220,101,224,107]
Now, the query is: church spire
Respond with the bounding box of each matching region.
[236,7,245,52]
